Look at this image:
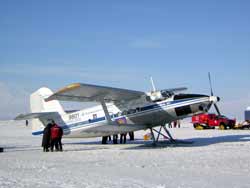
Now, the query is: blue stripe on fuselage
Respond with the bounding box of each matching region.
[32,130,43,135]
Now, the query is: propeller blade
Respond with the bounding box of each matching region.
[208,72,214,96]
[214,103,221,116]
[208,73,221,116]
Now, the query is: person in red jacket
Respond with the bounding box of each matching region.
[50,120,63,152]
[57,124,63,151]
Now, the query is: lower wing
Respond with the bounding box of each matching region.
[84,122,149,135]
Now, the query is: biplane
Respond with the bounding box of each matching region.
[15,78,219,144]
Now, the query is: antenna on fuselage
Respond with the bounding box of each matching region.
[150,76,156,92]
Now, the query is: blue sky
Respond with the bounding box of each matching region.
[0,0,249,120]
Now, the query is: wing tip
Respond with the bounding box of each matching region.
[45,83,81,101]
[57,83,81,93]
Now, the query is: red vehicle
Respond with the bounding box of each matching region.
[192,113,236,130]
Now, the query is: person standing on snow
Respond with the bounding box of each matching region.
[42,123,52,152]
[57,124,63,151]
[177,120,181,128]
[113,134,118,144]
[50,120,63,152]
[102,136,108,144]
[120,133,127,144]
[128,132,134,141]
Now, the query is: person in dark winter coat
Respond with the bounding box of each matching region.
[42,123,52,152]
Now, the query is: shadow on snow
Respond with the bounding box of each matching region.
[63,134,250,151]
[2,134,250,153]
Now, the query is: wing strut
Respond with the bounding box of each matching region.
[100,100,112,123]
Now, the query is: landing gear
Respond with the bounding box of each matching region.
[149,125,175,145]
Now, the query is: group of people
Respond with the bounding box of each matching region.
[102,131,134,144]
[168,120,181,128]
[42,120,63,152]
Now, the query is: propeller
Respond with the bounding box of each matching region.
[208,72,214,96]
[208,72,221,116]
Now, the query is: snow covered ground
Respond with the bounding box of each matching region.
[1,120,250,188]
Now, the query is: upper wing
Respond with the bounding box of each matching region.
[161,87,187,93]
[45,83,145,103]
[45,83,187,103]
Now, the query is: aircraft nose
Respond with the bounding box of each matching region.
[209,96,220,103]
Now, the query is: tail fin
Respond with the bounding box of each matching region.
[30,87,64,114]
[30,87,65,133]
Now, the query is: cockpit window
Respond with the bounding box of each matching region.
[161,91,173,98]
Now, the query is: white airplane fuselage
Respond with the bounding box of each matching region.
[32,94,216,138]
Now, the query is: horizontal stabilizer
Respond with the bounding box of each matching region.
[14,112,59,120]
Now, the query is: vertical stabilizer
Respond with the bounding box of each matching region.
[30,87,65,133]
[30,87,64,114]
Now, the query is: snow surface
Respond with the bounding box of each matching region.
[1,120,250,188]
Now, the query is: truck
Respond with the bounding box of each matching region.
[192,113,236,130]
